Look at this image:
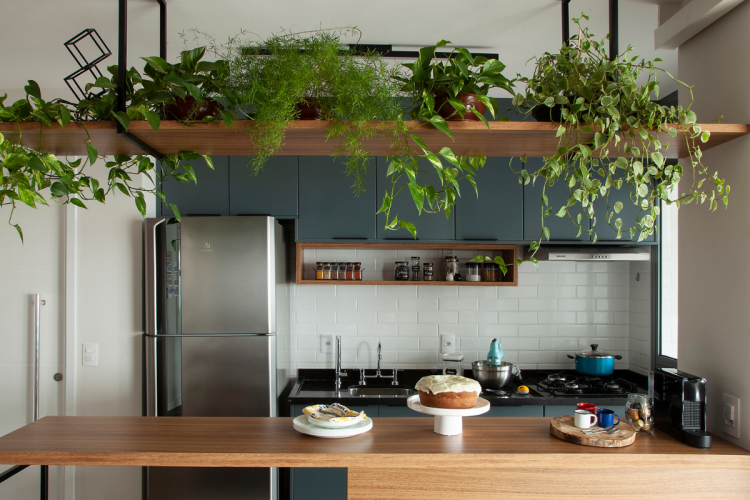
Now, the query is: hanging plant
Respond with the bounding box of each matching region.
[379,41,516,237]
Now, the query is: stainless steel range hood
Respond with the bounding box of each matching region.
[525,246,651,261]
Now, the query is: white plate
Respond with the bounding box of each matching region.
[406,395,491,416]
[306,415,365,429]
[293,415,373,438]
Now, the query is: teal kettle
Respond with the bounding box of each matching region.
[487,338,504,366]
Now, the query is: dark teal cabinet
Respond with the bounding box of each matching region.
[292,469,347,500]
[523,156,589,241]
[160,156,229,216]
[376,156,454,240]
[297,156,377,240]
[455,157,523,241]
[229,156,298,217]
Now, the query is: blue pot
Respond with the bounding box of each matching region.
[567,344,622,376]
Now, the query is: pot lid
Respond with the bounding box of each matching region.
[575,344,617,359]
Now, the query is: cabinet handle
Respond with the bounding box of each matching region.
[463,238,499,241]
[332,237,368,240]
[384,238,420,240]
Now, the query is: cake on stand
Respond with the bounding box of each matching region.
[407,395,490,435]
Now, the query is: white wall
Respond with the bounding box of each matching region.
[677,0,750,450]
[292,253,650,375]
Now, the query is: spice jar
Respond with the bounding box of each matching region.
[483,262,499,282]
[423,262,434,281]
[338,262,347,280]
[625,394,653,434]
[315,262,323,280]
[411,256,421,281]
[466,262,482,282]
[353,262,363,281]
[444,256,458,281]
[394,261,409,281]
[346,262,354,280]
[322,263,332,280]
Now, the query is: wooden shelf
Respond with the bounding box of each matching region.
[1,120,747,158]
[295,242,519,286]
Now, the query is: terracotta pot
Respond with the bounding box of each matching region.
[296,97,321,120]
[435,94,486,122]
[165,95,223,121]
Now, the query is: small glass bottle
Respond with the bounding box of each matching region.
[423,262,434,281]
[338,262,347,280]
[394,261,409,281]
[411,256,421,281]
[322,263,332,280]
[483,262,499,282]
[346,262,354,280]
[315,262,323,280]
[466,262,482,282]
[353,262,363,281]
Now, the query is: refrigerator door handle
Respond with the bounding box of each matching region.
[144,218,165,417]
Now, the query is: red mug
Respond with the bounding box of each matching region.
[577,403,597,414]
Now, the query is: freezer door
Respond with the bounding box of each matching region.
[181,335,275,417]
[180,216,276,334]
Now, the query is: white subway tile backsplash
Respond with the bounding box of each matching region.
[458,311,498,324]
[439,298,479,311]
[289,261,650,371]
[519,325,557,338]
[478,299,519,311]
[419,311,459,324]
[400,298,439,311]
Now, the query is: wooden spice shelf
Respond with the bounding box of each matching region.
[1,120,747,158]
[295,242,518,287]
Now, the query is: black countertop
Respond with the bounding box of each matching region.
[288,368,648,407]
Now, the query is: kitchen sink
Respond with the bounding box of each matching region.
[347,386,415,397]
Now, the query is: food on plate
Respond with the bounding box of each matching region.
[415,375,482,409]
[303,403,366,424]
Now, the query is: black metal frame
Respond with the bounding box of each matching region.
[562,0,570,46]
[63,28,112,101]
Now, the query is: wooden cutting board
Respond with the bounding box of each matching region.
[550,415,636,448]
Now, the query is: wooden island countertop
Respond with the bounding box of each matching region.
[1,416,749,499]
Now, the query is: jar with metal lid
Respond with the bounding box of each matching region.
[483,262,499,282]
[322,263,332,280]
[466,262,482,282]
[444,256,458,281]
[346,263,354,280]
[315,262,323,280]
[353,262,363,281]
[394,261,409,281]
[423,262,434,281]
[442,352,465,376]
[411,256,421,281]
[337,262,347,280]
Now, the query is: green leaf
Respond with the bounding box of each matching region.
[543,227,550,241]
[220,110,234,127]
[637,184,649,197]
[410,134,429,153]
[556,125,566,138]
[70,198,88,209]
[408,184,425,215]
[113,111,130,131]
[614,201,623,213]
[428,116,453,139]
[13,224,23,243]
[169,203,182,222]
[701,131,710,143]
[141,56,170,74]
[650,151,664,168]
[86,142,98,166]
[555,206,566,218]
[203,155,214,170]
[50,182,68,197]
[135,195,147,218]
[24,80,41,99]
[145,111,161,131]
[398,220,417,239]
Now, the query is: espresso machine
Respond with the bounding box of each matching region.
[653,368,712,449]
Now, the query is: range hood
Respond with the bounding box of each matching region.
[524,246,651,261]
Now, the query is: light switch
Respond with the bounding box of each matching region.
[82,343,98,366]
[441,334,456,354]
[722,393,740,438]
[321,335,333,354]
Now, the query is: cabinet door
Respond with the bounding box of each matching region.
[292,469,347,500]
[377,405,429,417]
[229,156,298,217]
[161,156,229,216]
[592,171,655,242]
[376,156,455,241]
[481,405,544,417]
[298,156,377,240]
[523,157,589,241]
[455,157,523,241]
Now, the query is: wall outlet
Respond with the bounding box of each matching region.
[722,393,740,439]
[82,343,98,366]
[441,250,455,257]
[441,334,456,354]
[320,335,334,354]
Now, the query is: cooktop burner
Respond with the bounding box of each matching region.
[532,371,638,398]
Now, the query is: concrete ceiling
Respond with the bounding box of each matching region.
[0,0,680,103]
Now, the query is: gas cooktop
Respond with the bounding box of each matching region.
[526,371,643,398]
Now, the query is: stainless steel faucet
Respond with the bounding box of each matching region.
[364,342,401,386]
[334,336,347,391]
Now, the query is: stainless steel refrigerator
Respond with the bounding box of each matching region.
[143,216,291,500]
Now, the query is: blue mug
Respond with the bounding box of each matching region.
[597,408,620,428]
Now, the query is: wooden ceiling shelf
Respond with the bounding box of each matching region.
[1,120,747,159]
[295,242,519,286]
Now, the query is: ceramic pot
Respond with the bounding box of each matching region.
[435,93,486,122]
[165,96,222,121]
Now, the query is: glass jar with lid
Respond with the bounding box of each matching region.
[483,262,499,282]
[337,262,347,280]
[411,256,421,281]
[394,261,409,281]
[353,262,363,280]
[466,262,482,282]
[442,352,464,376]
[322,263,332,280]
[624,394,653,434]
[423,262,434,281]
[315,262,323,280]
[346,262,354,280]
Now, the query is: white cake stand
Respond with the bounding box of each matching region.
[407,395,490,436]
